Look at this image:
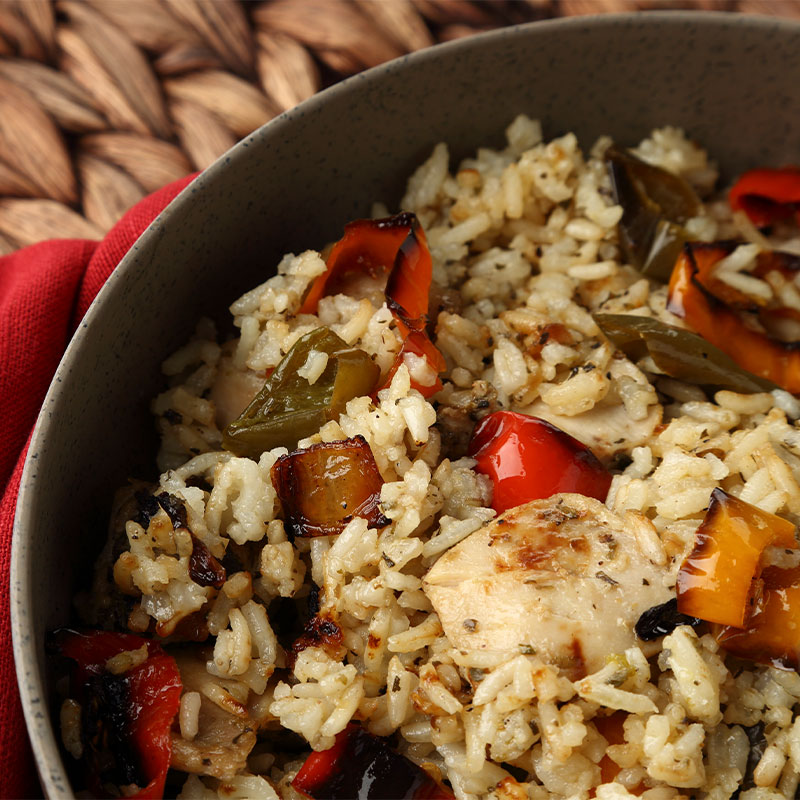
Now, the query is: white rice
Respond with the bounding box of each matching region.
[69,116,800,800]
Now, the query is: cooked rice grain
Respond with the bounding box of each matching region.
[72,116,800,800]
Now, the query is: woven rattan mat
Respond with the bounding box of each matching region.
[0,0,795,255]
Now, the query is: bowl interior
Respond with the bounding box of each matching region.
[13,12,800,796]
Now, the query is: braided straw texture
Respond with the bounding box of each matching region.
[0,0,795,254]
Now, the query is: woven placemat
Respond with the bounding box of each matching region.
[0,0,795,255]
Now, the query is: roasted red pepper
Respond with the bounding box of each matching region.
[377,330,447,398]
[300,213,445,397]
[384,216,434,331]
[676,488,796,628]
[729,166,800,228]
[271,435,389,537]
[300,215,416,316]
[292,725,453,800]
[51,629,182,799]
[468,411,612,514]
[667,242,800,394]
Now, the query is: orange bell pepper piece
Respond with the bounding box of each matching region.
[667,242,800,393]
[717,565,800,669]
[676,488,796,628]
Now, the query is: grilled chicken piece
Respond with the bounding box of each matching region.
[522,399,661,462]
[423,494,672,676]
[211,355,266,430]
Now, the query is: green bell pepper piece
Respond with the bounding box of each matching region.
[223,327,380,458]
[594,313,777,394]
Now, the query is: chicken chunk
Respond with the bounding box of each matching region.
[210,355,266,430]
[522,398,661,462]
[423,494,673,677]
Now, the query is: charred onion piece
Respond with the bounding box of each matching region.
[223,327,379,457]
[188,532,226,588]
[606,145,700,280]
[676,488,795,627]
[717,565,800,669]
[49,629,182,799]
[594,313,776,394]
[729,166,800,228]
[271,435,388,537]
[134,490,188,530]
[292,724,453,800]
[288,612,344,668]
[667,242,800,393]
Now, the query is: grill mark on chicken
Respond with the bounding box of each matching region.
[423,494,674,676]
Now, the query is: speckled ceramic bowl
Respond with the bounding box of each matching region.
[13,11,800,797]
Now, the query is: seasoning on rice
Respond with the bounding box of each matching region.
[56,115,800,800]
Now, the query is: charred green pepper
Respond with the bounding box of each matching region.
[606,145,701,281]
[223,327,379,457]
[594,313,777,394]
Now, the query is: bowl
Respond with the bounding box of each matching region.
[12,11,800,797]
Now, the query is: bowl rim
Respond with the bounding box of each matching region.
[11,9,800,797]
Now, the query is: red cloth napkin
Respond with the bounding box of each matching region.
[0,174,196,800]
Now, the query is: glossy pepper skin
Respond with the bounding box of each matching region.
[667,242,800,394]
[223,327,379,457]
[50,629,182,800]
[271,435,389,538]
[717,565,800,669]
[593,313,775,394]
[468,411,612,514]
[299,213,445,397]
[292,725,453,800]
[729,166,800,228]
[676,488,796,628]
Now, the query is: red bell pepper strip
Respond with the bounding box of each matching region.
[292,724,453,800]
[299,213,445,396]
[385,219,433,331]
[52,629,182,800]
[468,411,612,514]
[667,242,800,394]
[377,330,447,398]
[729,166,800,228]
[299,215,414,315]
